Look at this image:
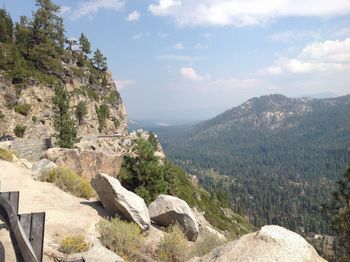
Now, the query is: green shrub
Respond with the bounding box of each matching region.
[106,91,120,105]
[58,235,90,254]
[0,111,5,121]
[14,124,26,138]
[157,224,193,262]
[112,117,120,129]
[14,103,31,116]
[96,103,109,132]
[32,115,37,123]
[194,231,226,256]
[75,101,87,125]
[83,85,99,101]
[97,217,144,261]
[0,148,14,162]
[40,167,94,199]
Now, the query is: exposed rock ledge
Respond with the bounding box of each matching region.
[189,225,326,262]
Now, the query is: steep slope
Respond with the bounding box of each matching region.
[160,94,350,234]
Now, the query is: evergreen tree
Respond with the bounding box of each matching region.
[0,8,13,43]
[79,33,91,55]
[52,84,78,148]
[65,38,77,51]
[332,165,350,260]
[75,101,87,125]
[92,48,107,70]
[30,0,65,71]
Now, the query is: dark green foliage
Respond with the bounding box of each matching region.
[75,101,87,125]
[0,8,13,43]
[120,138,167,204]
[65,38,77,51]
[0,111,5,121]
[105,90,120,105]
[4,92,17,109]
[32,115,37,123]
[96,103,109,132]
[92,48,107,70]
[331,166,350,260]
[159,94,350,234]
[14,124,26,138]
[14,103,31,116]
[112,117,120,129]
[81,85,99,101]
[52,84,78,148]
[79,33,91,55]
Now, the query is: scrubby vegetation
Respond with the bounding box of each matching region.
[0,148,14,162]
[157,224,192,262]
[97,217,144,261]
[14,103,31,116]
[75,101,87,125]
[58,235,90,254]
[194,231,226,256]
[96,103,110,132]
[14,124,26,138]
[120,136,254,237]
[40,167,94,199]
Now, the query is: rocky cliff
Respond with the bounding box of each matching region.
[0,51,127,140]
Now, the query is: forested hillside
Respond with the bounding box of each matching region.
[158,94,350,234]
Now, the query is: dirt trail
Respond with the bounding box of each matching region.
[0,159,108,261]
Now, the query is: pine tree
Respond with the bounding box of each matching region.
[52,84,78,148]
[79,33,91,55]
[92,48,107,70]
[332,165,350,260]
[0,8,14,43]
[30,0,65,71]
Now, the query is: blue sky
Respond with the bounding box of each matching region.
[2,0,350,121]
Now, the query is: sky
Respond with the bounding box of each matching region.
[1,0,350,122]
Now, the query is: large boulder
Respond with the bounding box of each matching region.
[91,173,151,231]
[42,148,123,180]
[32,158,57,180]
[148,195,199,241]
[189,225,327,262]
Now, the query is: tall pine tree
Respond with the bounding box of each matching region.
[52,84,78,148]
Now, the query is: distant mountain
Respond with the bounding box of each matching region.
[159,94,350,234]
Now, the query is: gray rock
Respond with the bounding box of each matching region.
[91,173,151,231]
[148,194,199,241]
[32,158,57,180]
[188,225,327,262]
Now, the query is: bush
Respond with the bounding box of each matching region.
[157,224,192,262]
[112,117,120,129]
[40,167,94,199]
[194,231,226,256]
[58,235,90,254]
[0,148,14,162]
[97,217,144,261]
[32,115,37,123]
[106,90,120,104]
[0,111,5,121]
[14,103,31,116]
[75,101,87,125]
[96,103,109,132]
[14,124,26,138]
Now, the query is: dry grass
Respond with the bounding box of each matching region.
[40,167,95,199]
[97,217,145,261]
[157,224,193,262]
[0,148,14,162]
[58,235,90,254]
[194,230,226,256]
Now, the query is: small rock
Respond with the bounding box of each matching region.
[32,158,57,180]
[148,194,199,241]
[91,173,151,231]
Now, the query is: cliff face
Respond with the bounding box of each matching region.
[0,51,128,139]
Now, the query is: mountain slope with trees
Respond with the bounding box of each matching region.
[159,94,350,234]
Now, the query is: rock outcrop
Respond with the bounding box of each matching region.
[148,194,199,241]
[192,207,225,241]
[31,158,57,180]
[189,225,326,262]
[41,148,123,180]
[91,173,151,231]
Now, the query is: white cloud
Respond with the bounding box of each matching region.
[262,38,350,75]
[156,54,203,61]
[268,31,320,43]
[115,79,136,90]
[180,67,201,80]
[71,0,124,19]
[132,33,143,40]
[60,5,71,15]
[127,10,141,21]
[148,0,350,27]
[174,42,184,50]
